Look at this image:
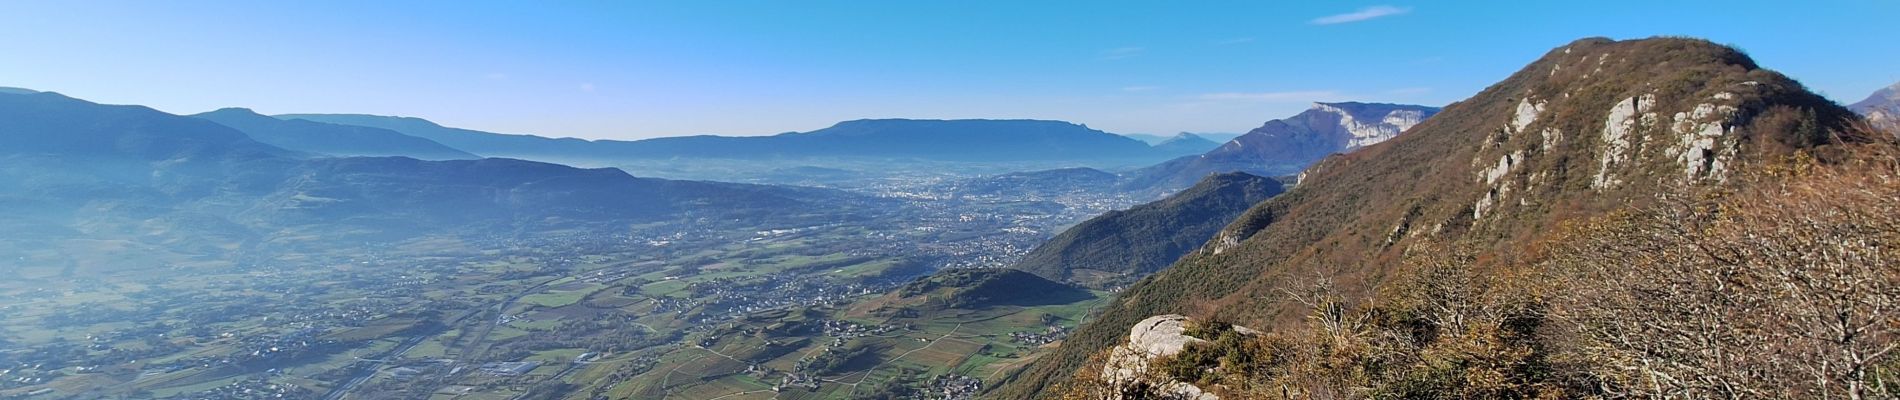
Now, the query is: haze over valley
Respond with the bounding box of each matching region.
[3,3,1898,400]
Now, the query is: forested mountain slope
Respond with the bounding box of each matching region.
[1010,172,1283,289]
[994,37,1875,399]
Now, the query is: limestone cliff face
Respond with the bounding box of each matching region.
[995,37,1865,400]
[1850,81,1900,135]
[1201,102,1439,173]
[1120,102,1438,195]
[1312,102,1434,149]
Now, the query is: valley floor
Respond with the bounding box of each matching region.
[0,177,1131,400]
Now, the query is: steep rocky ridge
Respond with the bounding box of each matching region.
[993,37,1865,399]
[1850,80,1900,135]
[1121,102,1437,195]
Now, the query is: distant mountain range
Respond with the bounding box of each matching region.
[1850,81,1900,134]
[0,90,865,269]
[275,113,625,161]
[193,108,478,160]
[1119,102,1439,195]
[1148,133,1223,156]
[1123,132,1242,145]
[283,114,1177,163]
[949,103,1433,201]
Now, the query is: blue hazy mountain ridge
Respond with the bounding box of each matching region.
[0,90,865,259]
[1149,132,1223,156]
[193,107,479,160]
[1124,132,1242,145]
[0,90,297,174]
[281,114,1174,163]
[275,113,600,160]
[242,157,840,231]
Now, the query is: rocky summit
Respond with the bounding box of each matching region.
[9,5,1897,399]
[994,36,1870,400]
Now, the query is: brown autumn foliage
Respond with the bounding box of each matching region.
[1006,37,1889,399]
[1058,146,1900,399]
[994,37,1869,399]
[1062,248,1570,399]
[1546,150,1900,399]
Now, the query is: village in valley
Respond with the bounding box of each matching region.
[0,175,1126,400]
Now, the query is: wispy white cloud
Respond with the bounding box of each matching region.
[579,83,596,92]
[1196,90,1343,102]
[1122,85,1163,92]
[1311,5,1411,25]
[1216,37,1256,45]
[1099,46,1145,60]
[484,72,509,80]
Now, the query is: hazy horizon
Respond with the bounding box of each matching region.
[4,1,1896,140]
[5,3,1897,398]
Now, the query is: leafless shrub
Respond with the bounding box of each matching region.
[1548,150,1900,399]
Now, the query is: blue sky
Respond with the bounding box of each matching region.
[3,1,1895,140]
